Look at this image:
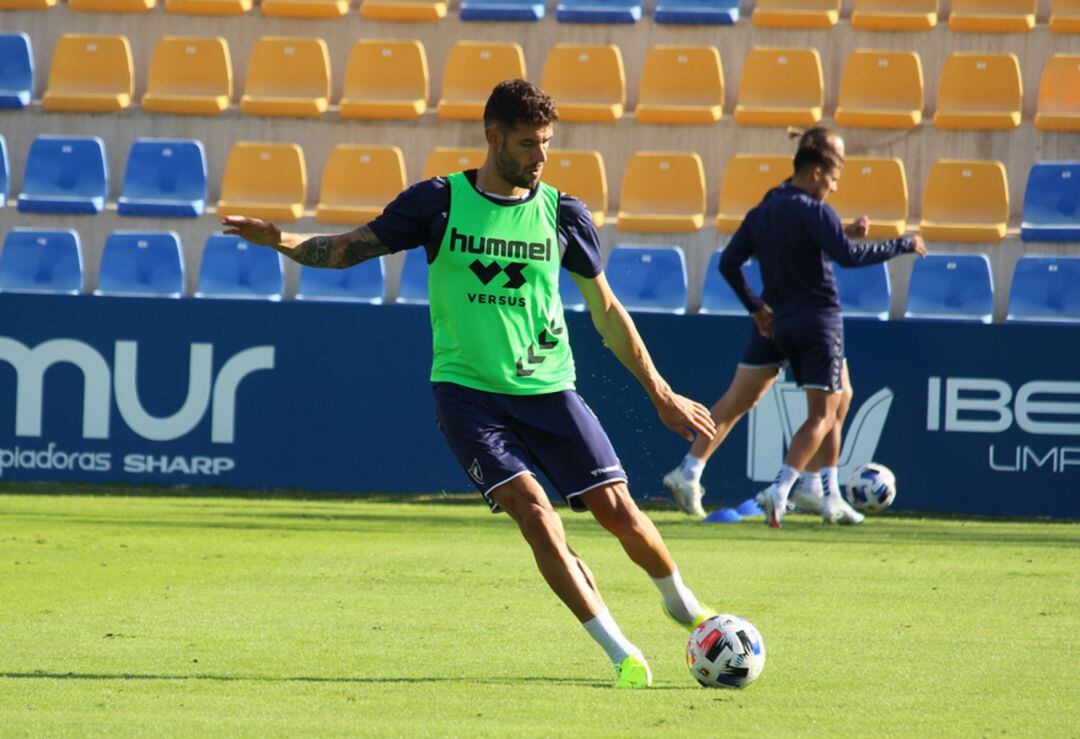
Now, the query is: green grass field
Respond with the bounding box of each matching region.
[1,489,1077,737]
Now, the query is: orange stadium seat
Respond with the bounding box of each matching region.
[542,150,607,227]
[69,0,154,11]
[360,0,447,20]
[948,0,1035,33]
[239,37,330,118]
[752,0,839,28]
[635,45,723,125]
[734,47,822,127]
[541,44,625,123]
[0,0,57,8]
[217,142,307,223]
[933,52,1022,130]
[851,0,938,30]
[437,42,525,121]
[262,0,347,16]
[1035,54,1080,131]
[919,160,1009,243]
[339,40,428,120]
[834,50,923,129]
[1051,0,1080,32]
[316,145,406,226]
[715,155,789,232]
[142,36,233,115]
[422,147,487,179]
[165,0,251,13]
[42,34,133,113]
[829,157,909,239]
[617,152,705,233]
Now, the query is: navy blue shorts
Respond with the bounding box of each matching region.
[432,382,627,513]
[739,324,787,369]
[773,316,845,393]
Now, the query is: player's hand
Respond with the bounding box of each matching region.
[752,305,774,340]
[221,216,283,248]
[652,388,716,442]
[910,234,927,257]
[845,216,870,238]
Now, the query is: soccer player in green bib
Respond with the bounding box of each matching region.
[223,79,717,689]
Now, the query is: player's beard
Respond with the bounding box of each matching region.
[495,143,541,189]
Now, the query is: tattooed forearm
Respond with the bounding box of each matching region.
[292,236,336,267]
[289,227,389,269]
[340,226,392,267]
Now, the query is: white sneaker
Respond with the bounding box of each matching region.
[821,495,865,525]
[789,486,825,515]
[754,484,787,529]
[662,469,706,518]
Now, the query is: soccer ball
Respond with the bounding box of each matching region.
[686,614,765,689]
[845,463,897,513]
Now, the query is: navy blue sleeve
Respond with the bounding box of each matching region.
[366,178,450,255]
[719,209,765,313]
[558,194,603,279]
[804,203,915,268]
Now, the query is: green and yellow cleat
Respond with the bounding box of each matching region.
[613,653,652,689]
[662,601,717,631]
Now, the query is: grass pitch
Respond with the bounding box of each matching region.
[0,490,1077,738]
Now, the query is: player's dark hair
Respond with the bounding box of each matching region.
[483,78,560,130]
[790,126,844,174]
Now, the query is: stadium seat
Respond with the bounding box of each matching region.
[919,160,1009,243]
[216,142,306,223]
[1050,0,1080,32]
[0,33,33,109]
[42,34,133,113]
[1006,256,1080,323]
[195,234,284,300]
[460,0,544,21]
[165,0,251,13]
[95,231,185,298]
[0,135,7,206]
[69,0,154,11]
[556,0,641,23]
[360,0,447,20]
[559,269,586,311]
[752,0,839,28]
[828,157,909,239]
[17,135,108,215]
[605,245,687,314]
[1020,162,1080,242]
[733,47,823,127]
[423,147,487,179]
[1034,54,1080,132]
[616,152,705,233]
[296,259,386,303]
[850,0,938,30]
[715,155,790,233]
[541,45,625,123]
[0,229,82,295]
[834,50,923,130]
[316,145,406,225]
[654,0,738,23]
[948,0,1035,32]
[142,37,232,116]
[437,42,526,121]
[542,149,607,227]
[0,0,57,7]
[698,250,764,315]
[904,253,993,323]
[118,138,207,218]
[396,248,429,304]
[262,0,347,16]
[635,45,723,125]
[339,40,428,121]
[240,37,330,118]
[933,53,1022,130]
[834,263,891,320]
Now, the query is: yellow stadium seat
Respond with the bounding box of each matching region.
[1035,54,1080,131]
[217,142,307,223]
[1051,0,1080,32]
[851,0,937,30]
[617,152,705,233]
[165,0,251,13]
[829,157,909,239]
[360,0,446,20]
[339,40,428,120]
[42,34,133,113]
[715,155,790,232]
[262,0,347,17]
[316,146,406,226]
[0,0,57,8]
[948,0,1035,33]
[541,44,625,124]
[933,52,1021,130]
[142,37,232,116]
[543,150,607,228]
[635,45,723,126]
[734,47,822,127]
[69,0,154,11]
[919,160,1008,243]
[437,42,525,121]
[422,147,487,179]
[753,0,839,28]
[834,50,923,129]
[240,37,330,118]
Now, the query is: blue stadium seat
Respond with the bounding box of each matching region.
[655,0,738,24]
[17,135,108,215]
[195,234,284,301]
[95,231,184,298]
[699,249,763,315]
[560,269,586,312]
[904,253,993,324]
[296,259,385,303]
[118,139,207,218]
[606,245,687,314]
[556,0,641,23]
[834,263,891,320]
[1020,162,1080,242]
[461,0,544,20]
[1006,255,1080,324]
[0,229,83,295]
[0,33,33,109]
[0,135,8,206]
[396,248,429,305]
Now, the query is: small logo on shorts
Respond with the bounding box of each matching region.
[468,459,485,485]
[590,464,622,478]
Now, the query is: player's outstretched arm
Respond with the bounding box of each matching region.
[221,216,390,269]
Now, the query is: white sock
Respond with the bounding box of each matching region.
[678,454,705,484]
[772,465,799,500]
[653,567,704,624]
[797,470,823,493]
[821,466,841,498]
[582,609,639,665]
